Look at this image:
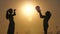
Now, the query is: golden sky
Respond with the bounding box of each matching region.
[0,0,60,34]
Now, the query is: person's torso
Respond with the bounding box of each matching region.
[43,15,50,25]
[8,14,14,21]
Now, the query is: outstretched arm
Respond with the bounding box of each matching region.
[13,9,16,16]
[36,6,45,18]
[38,10,45,18]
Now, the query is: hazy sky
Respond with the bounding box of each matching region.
[0,0,60,34]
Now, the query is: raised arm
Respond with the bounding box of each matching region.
[36,6,45,18]
[13,9,16,16]
[39,10,45,18]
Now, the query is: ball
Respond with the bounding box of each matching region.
[35,6,40,12]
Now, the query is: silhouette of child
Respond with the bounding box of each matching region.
[6,8,16,34]
[36,6,51,34]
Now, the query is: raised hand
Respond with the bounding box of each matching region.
[35,6,45,18]
[13,9,16,16]
[14,9,16,11]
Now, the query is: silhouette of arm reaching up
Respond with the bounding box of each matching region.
[36,6,45,18]
[39,10,45,18]
[13,9,16,16]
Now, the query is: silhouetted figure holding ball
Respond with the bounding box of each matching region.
[35,6,51,34]
[6,8,16,34]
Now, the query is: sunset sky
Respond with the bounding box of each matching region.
[0,0,60,34]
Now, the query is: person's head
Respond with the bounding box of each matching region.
[35,6,40,12]
[8,8,13,14]
[46,11,51,16]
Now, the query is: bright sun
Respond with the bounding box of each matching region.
[21,4,35,21]
[24,5,33,15]
[21,4,35,16]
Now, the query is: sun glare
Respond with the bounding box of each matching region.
[21,3,35,21]
[21,4,35,16]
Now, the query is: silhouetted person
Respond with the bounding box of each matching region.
[6,8,16,34]
[35,6,51,34]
